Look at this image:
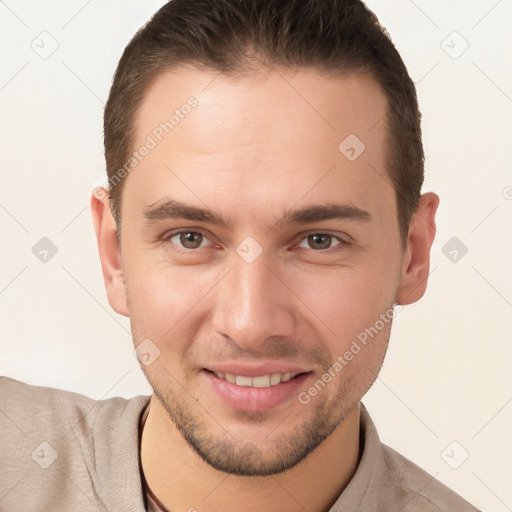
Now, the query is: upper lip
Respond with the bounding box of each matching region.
[204,362,311,377]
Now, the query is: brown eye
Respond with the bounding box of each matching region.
[297,233,348,251]
[307,234,333,250]
[168,231,208,249]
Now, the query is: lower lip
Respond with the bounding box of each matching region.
[202,371,310,413]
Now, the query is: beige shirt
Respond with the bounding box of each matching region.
[0,376,479,511]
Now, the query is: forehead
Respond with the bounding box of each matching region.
[136,65,387,152]
[123,66,394,231]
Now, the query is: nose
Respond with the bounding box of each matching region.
[211,250,297,352]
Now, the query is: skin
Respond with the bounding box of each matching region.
[91,66,438,512]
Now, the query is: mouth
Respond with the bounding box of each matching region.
[201,367,311,413]
[210,371,302,388]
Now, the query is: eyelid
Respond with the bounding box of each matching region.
[294,230,351,251]
[162,228,217,250]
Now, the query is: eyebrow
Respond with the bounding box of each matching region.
[142,199,372,228]
[143,199,231,228]
[278,203,371,227]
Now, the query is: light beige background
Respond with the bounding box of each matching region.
[1,1,511,510]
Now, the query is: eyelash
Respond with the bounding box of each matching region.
[162,229,351,253]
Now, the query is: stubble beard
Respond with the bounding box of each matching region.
[147,373,359,477]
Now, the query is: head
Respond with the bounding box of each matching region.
[92,0,438,476]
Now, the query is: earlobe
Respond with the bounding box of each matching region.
[396,192,440,306]
[90,188,129,317]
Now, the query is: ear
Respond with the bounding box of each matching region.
[396,192,440,306]
[90,187,129,317]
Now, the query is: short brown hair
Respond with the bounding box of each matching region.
[104,0,424,245]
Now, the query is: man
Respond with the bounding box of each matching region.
[0,0,480,510]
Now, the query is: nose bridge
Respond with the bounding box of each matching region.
[234,255,273,317]
[212,251,295,348]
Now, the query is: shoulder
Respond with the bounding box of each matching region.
[0,376,150,511]
[0,375,144,439]
[345,404,481,512]
[379,443,480,511]
[1,374,97,413]
[1,374,146,423]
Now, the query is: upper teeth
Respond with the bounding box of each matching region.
[213,372,299,388]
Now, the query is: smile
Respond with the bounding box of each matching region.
[203,369,311,412]
[213,371,301,388]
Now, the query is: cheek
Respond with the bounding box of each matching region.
[124,257,220,344]
[293,262,398,342]
[289,258,399,396]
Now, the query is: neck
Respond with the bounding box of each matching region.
[141,396,360,512]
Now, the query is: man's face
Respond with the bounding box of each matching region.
[118,67,404,475]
